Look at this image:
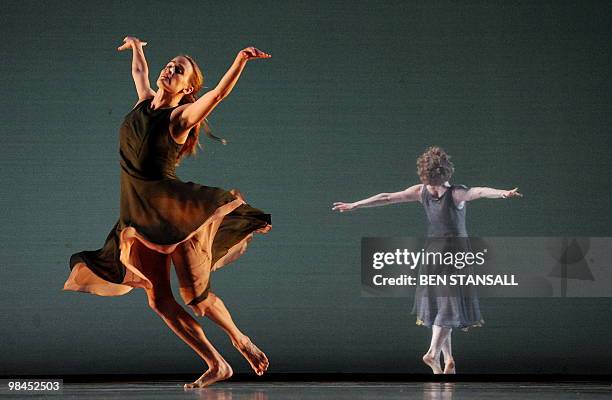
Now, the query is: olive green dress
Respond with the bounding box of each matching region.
[64,99,271,314]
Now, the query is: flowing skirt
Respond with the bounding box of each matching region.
[412,237,484,330]
[64,174,271,316]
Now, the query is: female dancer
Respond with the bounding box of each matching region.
[64,37,271,388]
[332,146,521,374]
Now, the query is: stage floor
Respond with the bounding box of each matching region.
[2,381,611,399]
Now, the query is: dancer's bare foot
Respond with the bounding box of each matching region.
[422,354,443,374]
[233,336,269,375]
[443,359,456,374]
[184,361,233,389]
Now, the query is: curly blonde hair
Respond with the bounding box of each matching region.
[416,146,454,185]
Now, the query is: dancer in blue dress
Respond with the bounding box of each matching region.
[333,146,521,374]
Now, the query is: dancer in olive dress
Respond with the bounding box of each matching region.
[64,36,271,388]
[333,146,521,374]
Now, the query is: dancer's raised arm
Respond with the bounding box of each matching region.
[332,184,423,212]
[453,187,522,203]
[117,36,155,101]
[173,47,271,137]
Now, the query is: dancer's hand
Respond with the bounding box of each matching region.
[239,47,271,61]
[117,36,147,51]
[502,188,522,199]
[332,202,357,212]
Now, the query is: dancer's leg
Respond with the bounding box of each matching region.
[135,242,232,388]
[422,325,451,374]
[199,292,269,375]
[170,227,269,376]
[441,330,455,374]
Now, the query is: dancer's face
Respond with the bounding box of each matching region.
[157,56,195,96]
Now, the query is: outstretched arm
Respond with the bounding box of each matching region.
[117,36,155,101]
[453,186,522,203]
[172,47,271,136]
[332,184,423,212]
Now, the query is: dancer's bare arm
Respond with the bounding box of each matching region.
[172,47,271,138]
[117,36,155,101]
[453,186,522,204]
[332,184,423,212]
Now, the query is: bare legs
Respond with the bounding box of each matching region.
[201,293,269,375]
[136,243,232,388]
[441,330,455,374]
[134,242,266,389]
[422,326,455,374]
[148,291,234,388]
[422,325,447,374]
[178,293,269,388]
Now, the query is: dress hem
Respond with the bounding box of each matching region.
[63,191,270,301]
[415,318,485,332]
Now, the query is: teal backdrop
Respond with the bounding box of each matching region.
[1,0,611,375]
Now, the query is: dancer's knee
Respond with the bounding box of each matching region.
[188,292,220,317]
[197,294,217,311]
[147,292,180,315]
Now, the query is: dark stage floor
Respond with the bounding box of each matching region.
[2,381,612,399]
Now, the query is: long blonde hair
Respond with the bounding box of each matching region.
[176,55,226,162]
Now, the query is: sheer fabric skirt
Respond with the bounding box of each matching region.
[64,185,271,316]
[412,237,484,330]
